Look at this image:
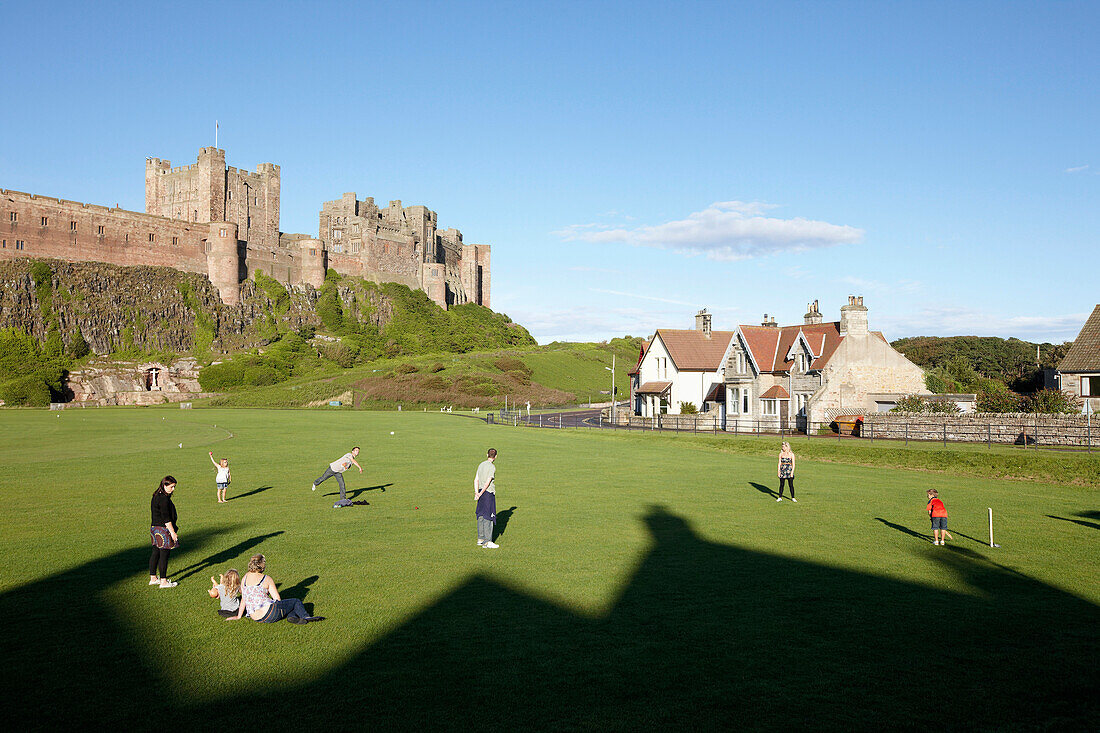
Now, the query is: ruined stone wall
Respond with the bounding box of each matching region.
[1,190,209,274]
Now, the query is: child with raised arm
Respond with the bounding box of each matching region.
[208,570,241,617]
[209,451,231,503]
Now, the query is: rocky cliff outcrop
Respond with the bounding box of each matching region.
[0,259,330,355]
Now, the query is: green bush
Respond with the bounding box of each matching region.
[297,324,317,340]
[679,401,698,414]
[395,363,419,375]
[1020,389,1080,414]
[977,384,1020,413]
[494,356,532,375]
[68,330,90,359]
[0,375,52,406]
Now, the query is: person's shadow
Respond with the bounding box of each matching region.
[172,531,285,581]
[279,575,320,614]
[230,485,273,501]
[325,483,392,499]
[494,506,517,541]
[1047,514,1100,531]
[875,517,928,542]
[749,482,777,498]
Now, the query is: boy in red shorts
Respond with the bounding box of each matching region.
[927,489,949,545]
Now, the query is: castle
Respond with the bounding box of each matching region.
[1,147,490,309]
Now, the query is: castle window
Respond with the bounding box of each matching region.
[41,216,48,226]
[309,248,316,256]
[9,212,16,222]
[69,221,77,232]
[172,236,178,245]
[16,240,25,250]
[247,216,251,228]
[194,210,198,222]
[1,240,5,248]
[205,242,212,253]
[97,225,105,236]
[220,228,227,237]
[227,190,232,201]
[149,233,155,242]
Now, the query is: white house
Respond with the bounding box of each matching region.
[632,309,734,417]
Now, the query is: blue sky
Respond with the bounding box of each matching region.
[2,1,1096,344]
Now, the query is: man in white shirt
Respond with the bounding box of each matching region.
[311,447,362,508]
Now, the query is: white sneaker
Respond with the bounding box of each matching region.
[149,578,160,585]
[159,581,178,588]
[477,540,485,546]
[483,542,499,549]
[791,498,798,503]
[776,497,783,502]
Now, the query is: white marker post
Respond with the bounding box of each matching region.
[988,507,1000,548]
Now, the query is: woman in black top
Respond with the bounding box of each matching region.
[149,475,180,588]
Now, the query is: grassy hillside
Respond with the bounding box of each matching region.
[201,337,642,409]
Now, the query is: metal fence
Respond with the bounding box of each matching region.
[482,409,1096,452]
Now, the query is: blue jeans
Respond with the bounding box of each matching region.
[260,598,310,623]
[315,468,347,500]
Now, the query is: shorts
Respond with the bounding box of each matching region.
[217,482,229,489]
[217,609,237,618]
[931,517,947,530]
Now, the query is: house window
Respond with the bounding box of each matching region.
[763,399,777,416]
[172,236,178,245]
[659,397,670,414]
[743,389,750,414]
[1083,377,1100,397]
[97,225,105,236]
[70,221,78,232]
[41,216,49,226]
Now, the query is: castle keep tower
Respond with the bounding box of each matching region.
[299,238,325,289]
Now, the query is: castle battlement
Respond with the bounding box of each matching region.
[6,147,489,310]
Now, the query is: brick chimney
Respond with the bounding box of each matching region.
[839,295,868,336]
[804,299,822,325]
[761,314,778,328]
[695,308,713,338]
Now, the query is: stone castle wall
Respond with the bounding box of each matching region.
[4,148,490,310]
[1,189,209,275]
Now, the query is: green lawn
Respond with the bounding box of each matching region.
[0,409,1096,730]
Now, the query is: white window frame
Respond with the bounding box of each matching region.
[763,399,778,416]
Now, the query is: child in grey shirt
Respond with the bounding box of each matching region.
[209,570,241,617]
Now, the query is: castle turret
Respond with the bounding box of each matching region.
[839,295,868,337]
[206,222,240,305]
[299,238,325,289]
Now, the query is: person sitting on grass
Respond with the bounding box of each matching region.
[927,489,949,546]
[208,570,241,618]
[229,554,323,624]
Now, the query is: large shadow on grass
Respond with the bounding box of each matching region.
[5,509,1098,730]
[323,482,392,499]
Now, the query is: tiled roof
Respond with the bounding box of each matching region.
[759,385,790,399]
[739,322,845,371]
[637,381,672,395]
[1059,305,1100,372]
[655,329,736,370]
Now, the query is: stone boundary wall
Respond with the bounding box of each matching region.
[864,412,1095,447]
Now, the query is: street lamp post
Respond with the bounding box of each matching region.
[605,354,616,425]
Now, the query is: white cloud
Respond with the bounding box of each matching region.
[1064,164,1090,173]
[554,201,863,261]
[877,307,1087,343]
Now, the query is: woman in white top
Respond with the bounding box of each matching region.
[209,451,231,503]
[229,554,323,625]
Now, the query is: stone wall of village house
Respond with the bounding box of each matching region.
[807,334,928,423]
[1055,372,1100,415]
